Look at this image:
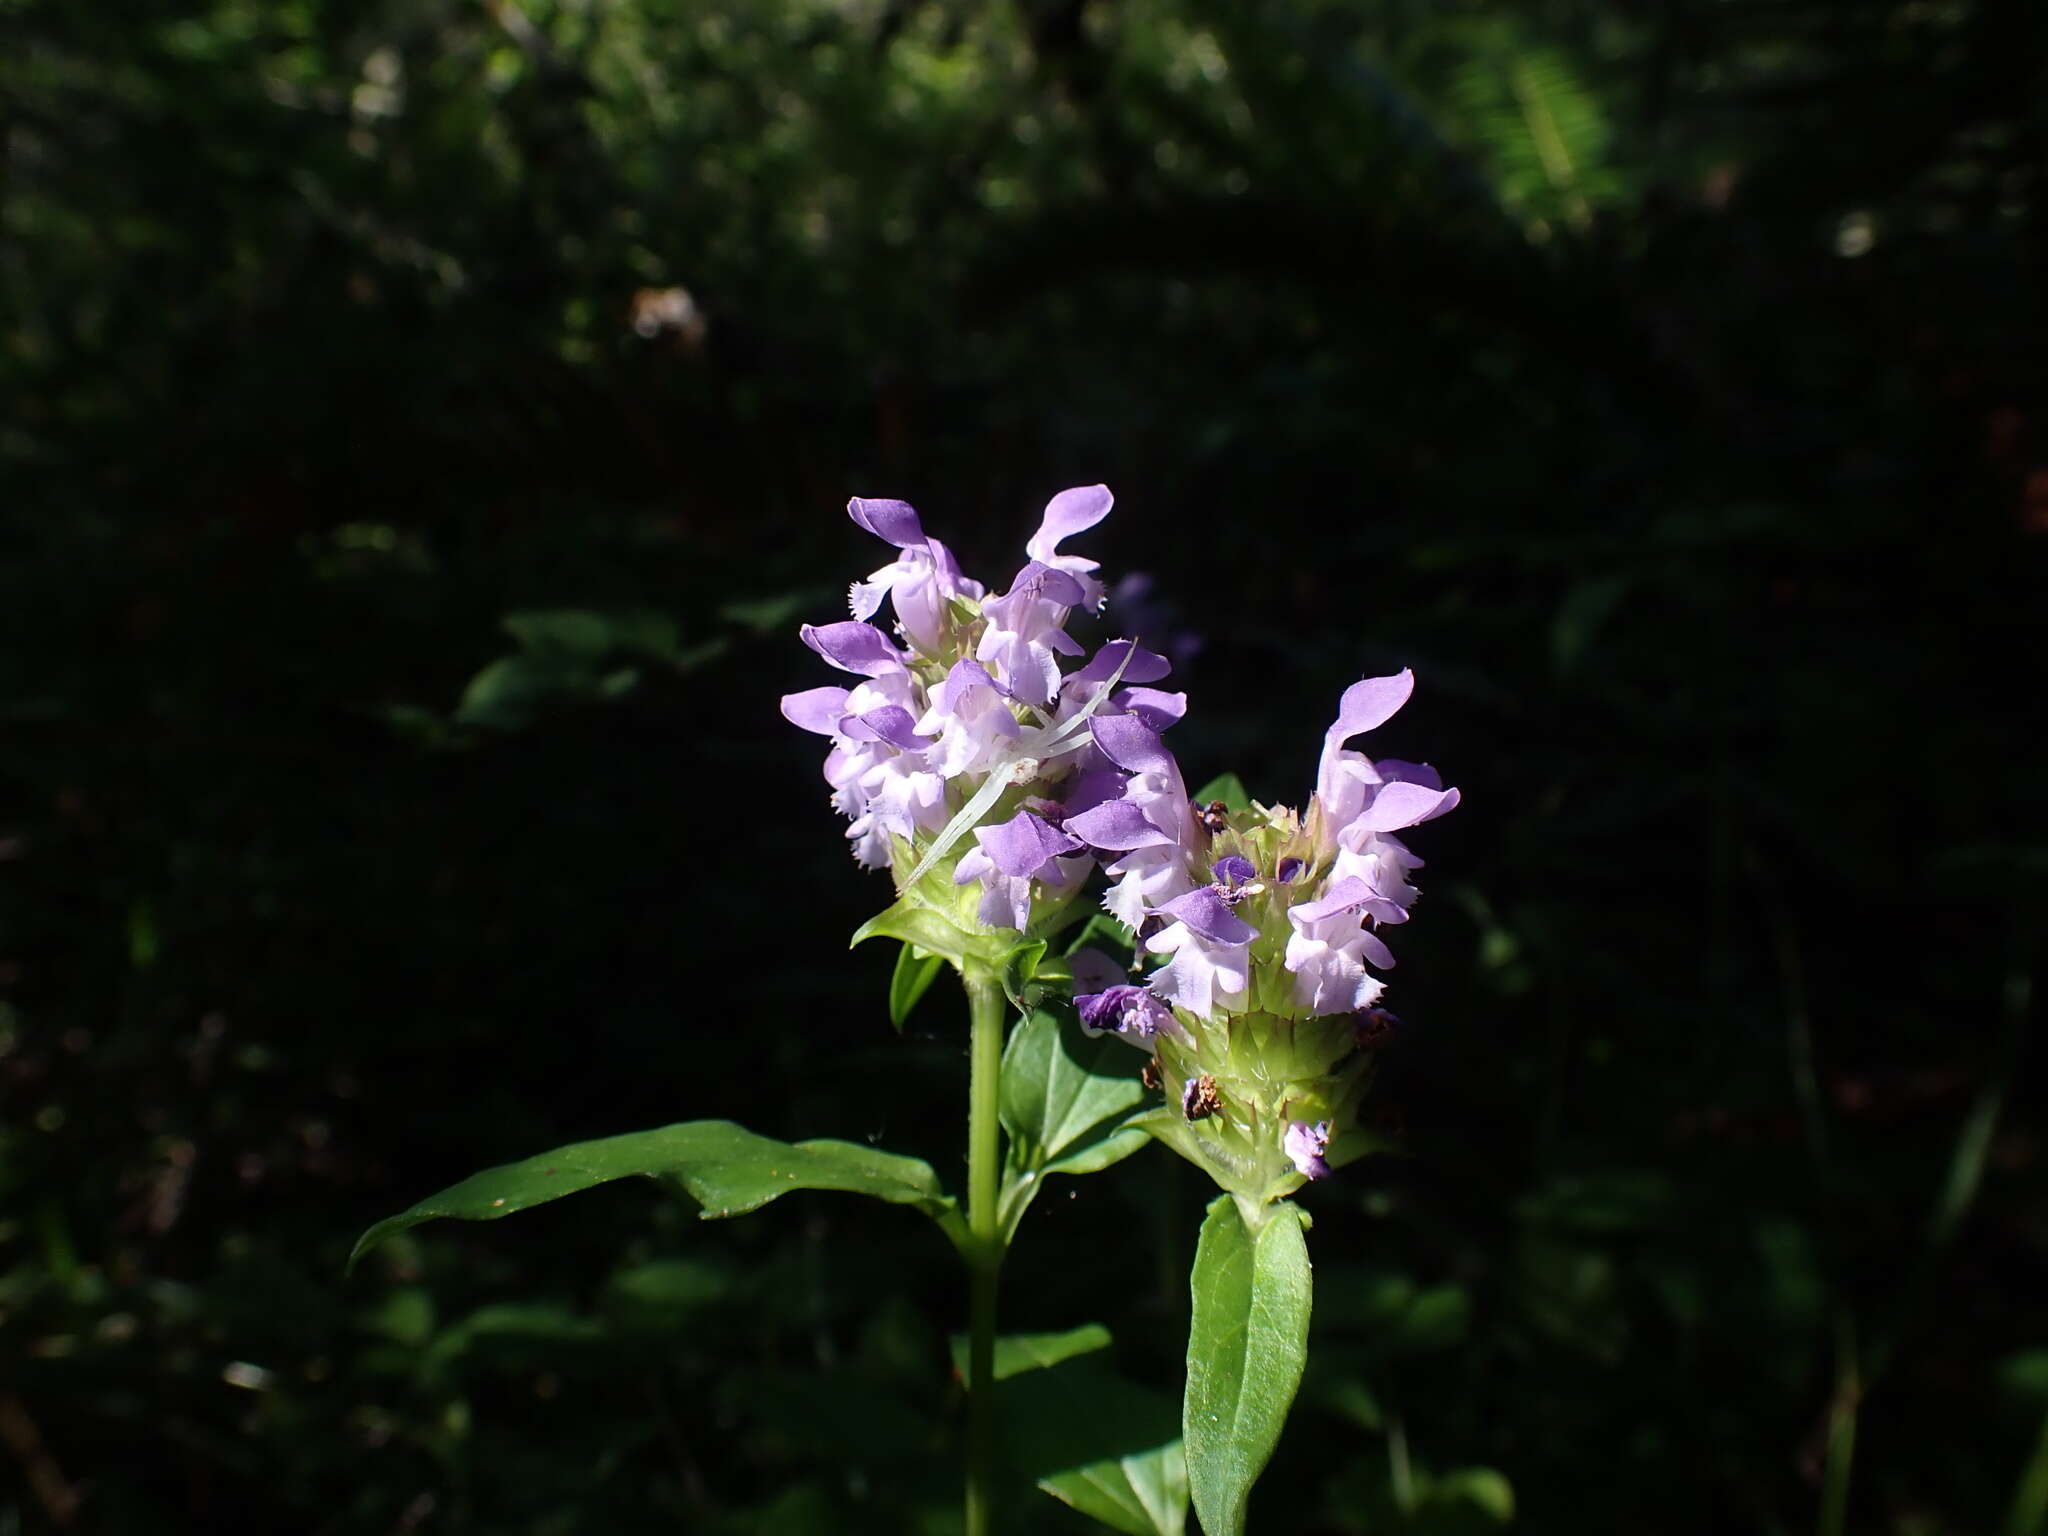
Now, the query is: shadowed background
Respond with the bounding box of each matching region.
[3,0,2044,1531]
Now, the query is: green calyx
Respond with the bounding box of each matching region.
[850,819,1086,980]
[1139,1008,1375,1205]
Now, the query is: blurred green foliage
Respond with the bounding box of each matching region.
[2,0,2044,1531]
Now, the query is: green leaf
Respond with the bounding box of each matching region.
[946,1322,1112,1383]
[1000,937,1049,1010]
[1191,773,1250,812]
[452,653,590,730]
[1184,1197,1312,1536]
[1040,1440,1188,1536]
[501,608,614,657]
[1427,1467,1516,1523]
[851,898,993,973]
[1003,1357,1189,1536]
[1063,909,1137,966]
[998,1009,1152,1238]
[888,941,947,1030]
[350,1120,962,1271]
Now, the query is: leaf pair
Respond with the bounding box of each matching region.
[997,1006,1152,1242]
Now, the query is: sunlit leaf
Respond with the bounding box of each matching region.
[998,1008,1152,1238]
[946,1322,1112,1382]
[350,1120,963,1270]
[888,941,947,1030]
[1184,1197,1312,1536]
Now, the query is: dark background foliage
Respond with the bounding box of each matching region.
[3,0,2044,1531]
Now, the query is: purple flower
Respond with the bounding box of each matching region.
[1313,671,1459,915]
[845,498,982,656]
[1065,714,1199,930]
[977,562,1088,705]
[1026,485,1115,612]
[799,620,909,677]
[1057,641,1186,732]
[1283,1120,1332,1180]
[1145,886,1256,1018]
[1211,854,1257,891]
[1283,877,1398,1015]
[911,659,1020,779]
[780,661,946,868]
[1074,984,1182,1044]
[953,808,1086,932]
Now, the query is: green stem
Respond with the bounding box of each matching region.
[964,969,1008,1536]
[2006,1404,2048,1536]
[1818,1314,1859,1536]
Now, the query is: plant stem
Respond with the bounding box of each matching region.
[1818,1313,1859,1536]
[964,969,1008,1536]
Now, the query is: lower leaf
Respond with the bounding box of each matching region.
[1183,1196,1312,1536]
[1004,1355,1190,1536]
[349,1119,962,1271]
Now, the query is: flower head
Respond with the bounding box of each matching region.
[785,487,1173,938]
[1070,668,1456,1199]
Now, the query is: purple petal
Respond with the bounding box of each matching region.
[800,620,905,676]
[1066,799,1176,853]
[845,497,926,548]
[997,561,1086,610]
[1156,887,1258,945]
[1076,984,1179,1041]
[1059,766,1127,821]
[1069,640,1173,688]
[1357,928,1397,970]
[1287,876,1375,924]
[1374,759,1444,792]
[1028,484,1113,563]
[1355,782,1460,833]
[975,809,1085,878]
[1088,714,1177,779]
[1283,1120,1332,1180]
[846,706,927,750]
[1211,855,1256,887]
[780,686,851,735]
[927,535,974,593]
[1276,857,1305,883]
[1326,671,1415,746]
[1117,687,1187,731]
[1069,947,1127,997]
[939,657,1007,712]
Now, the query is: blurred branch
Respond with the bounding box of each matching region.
[0,1393,79,1527]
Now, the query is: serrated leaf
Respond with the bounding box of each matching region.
[350,1120,962,1271]
[888,941,947,1030]
[1184,1197,1312,1536]
[946,1323,1112,1383]
[1191,772,1250,812]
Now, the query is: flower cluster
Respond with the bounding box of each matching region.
[1064,669,1457,1195]
[781,488,1186,938]
[787,486,1458,1201]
